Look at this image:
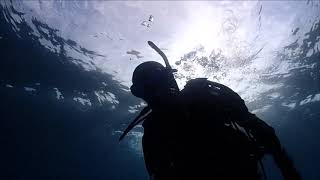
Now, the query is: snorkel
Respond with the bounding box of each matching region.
[119,41,178,141]
[147,41,179,92]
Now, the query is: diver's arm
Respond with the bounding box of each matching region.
[242,114,302,180]
[272,145,302,180]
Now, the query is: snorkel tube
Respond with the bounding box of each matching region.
[119,41,179,142]
[147,41,179,92]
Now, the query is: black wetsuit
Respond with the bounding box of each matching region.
[141,79,299,180]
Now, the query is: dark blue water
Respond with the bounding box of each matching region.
[1,2,320,180]
[0,4,148,180]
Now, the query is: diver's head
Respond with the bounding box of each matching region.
[131,61,171,101]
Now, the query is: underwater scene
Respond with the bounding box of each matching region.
[1,1,319,180]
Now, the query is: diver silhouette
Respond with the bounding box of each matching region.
[120,41,301,180]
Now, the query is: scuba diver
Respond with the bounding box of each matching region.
[120,41,301,180]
